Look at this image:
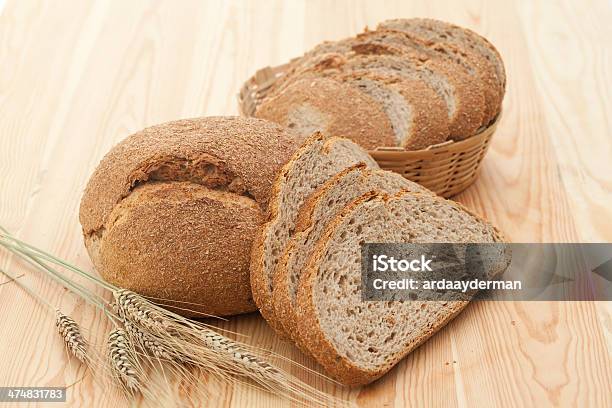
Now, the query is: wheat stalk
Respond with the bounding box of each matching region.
[0,266,94,367]
[55,309,88,364]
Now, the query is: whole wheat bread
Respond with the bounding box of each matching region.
[250,132,379,334]
[294,191,506,385]
[333,53,484,139]
[351,28,502,126]
[257,68,449,149]
[300,28,497,126]
[79,117,302,317]
[378,18,506,97]
[255,76,397,149]
[272,165,434,341]
[335,70,449,149]
[276,50,483,140]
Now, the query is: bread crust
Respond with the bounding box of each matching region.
[378,18,506,124]
[255,77,396,149]
[266,39,405,100]
[271,164,368,340]
[331,70,449,149]
[268,40,485,141]
[386,76,449,149]
[249,132,331,335]
[87,182,263,317]
[294,191,504,385]
[80,116,300,235]
[416,57,484,138]
[80,116,301,317]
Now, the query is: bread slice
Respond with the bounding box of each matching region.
[272,165,434,341]
[273,31,485,139]
[334,53,484,139]
[250,132,379,334]
[378,19,506,103]
[337,71,449,149]
[286,50,483,140]
[255,77,397,149]
[276,36,406,91]
[258,68,449,149]
[294,191,506,386]
[352,29,502,126]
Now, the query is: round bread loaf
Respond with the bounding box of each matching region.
[79,116,303,317]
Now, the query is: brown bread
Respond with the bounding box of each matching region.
[79,116,303,317]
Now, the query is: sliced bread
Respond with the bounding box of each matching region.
[378,19,506,94]
[294,50,484,140]
[250,132,379,334]
[337,71,449,149]
[79,117,302,317]
[334,53,485,139]
[270,38,485,140]
[294,191,505,385]
[255,77,396,149]
[272,165,434,341]
[257,68,449,149]
[352,28,502,125]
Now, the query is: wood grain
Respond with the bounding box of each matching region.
[0,0,610,406]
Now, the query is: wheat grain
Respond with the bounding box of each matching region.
[124,319,183,363]
[200,329,281,383]
[55,310,88,364]
[108,328,143,395]
[114,290,174,334]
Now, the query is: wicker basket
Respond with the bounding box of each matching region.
[238,62,500,198]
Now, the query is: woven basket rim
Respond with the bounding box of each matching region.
[373,113,501,151]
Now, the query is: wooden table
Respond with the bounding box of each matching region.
[1,0,611,406]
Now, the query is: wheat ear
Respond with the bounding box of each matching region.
[123,317,183,363]
[55,309,88,364]
[0,266,93,368]
[113,289,340,406]
[107,328,146,396]
[1,231,341,405]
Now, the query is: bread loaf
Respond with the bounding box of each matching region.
[256,69,449,150]
[294,191,506,385]
[351,28,502,126]
[378,18,506,114]
[79,116,303,317]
